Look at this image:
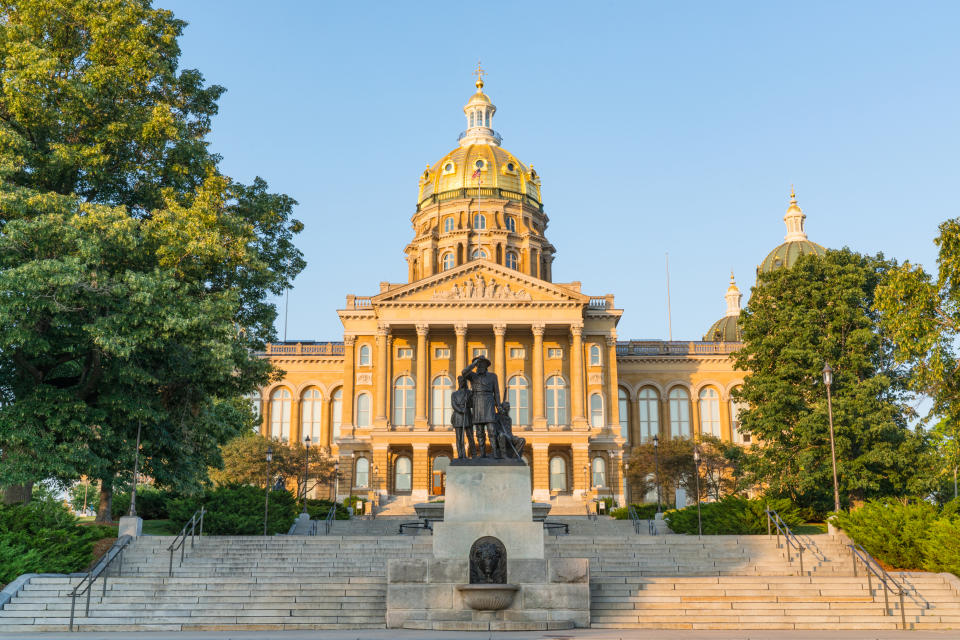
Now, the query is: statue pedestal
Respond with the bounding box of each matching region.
[433,464,543,560]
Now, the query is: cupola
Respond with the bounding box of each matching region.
[459,63,502,147]
[703,272,743,342]
[758,187,826,273]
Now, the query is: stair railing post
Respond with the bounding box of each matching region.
[798,545,804,575]
[899,589,906,629]
[786,535,792,563]
[102,569,107,597]
[199,507,205,537]
[85,580,92,616]
[851,550,857,577]
[881,576,888,613]
[69,590,77,631]
[169,546,174,577]
[766,509,771,537]
[867,568,873,597]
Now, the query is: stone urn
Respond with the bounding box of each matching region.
[456,584,519,611]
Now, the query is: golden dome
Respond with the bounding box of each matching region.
[758,188,826,273]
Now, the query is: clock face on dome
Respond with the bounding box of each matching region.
[475,160,483,169]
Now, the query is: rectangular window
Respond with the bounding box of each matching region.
[547,348,563,359]
[509,348,525,359]
[397,347,413,359]
[472,348,488,359]
[434,347,450,359]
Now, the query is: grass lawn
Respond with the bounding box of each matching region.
[793,522,828,534]
[142,519,179,535]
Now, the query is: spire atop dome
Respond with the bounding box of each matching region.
[783,185,808,242]
[459,64,501,147]
[725,271,742,317]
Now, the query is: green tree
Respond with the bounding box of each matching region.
[210,432,336,502]
[733,249,928,515]
[0,0,305,515]
[627,437,696,506]
[874,218,960,501]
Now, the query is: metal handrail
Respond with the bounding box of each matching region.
[765,508,805,575]
[627,505,641,534]
[648,516,658,536]
[848,543,911,629]
[69,535,133,631]
[167,507,205,577]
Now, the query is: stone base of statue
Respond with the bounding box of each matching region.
[386,463,590,630]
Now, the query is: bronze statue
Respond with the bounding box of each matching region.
[461,356,501,458]
[451,375,476,459]
[496,399,526,459]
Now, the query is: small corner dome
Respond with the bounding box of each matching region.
[703,315,742,342]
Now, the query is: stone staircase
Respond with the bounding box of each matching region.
[1,529,958,632]
[0,535,431,632]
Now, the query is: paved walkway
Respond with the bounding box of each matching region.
[1,630,957,640]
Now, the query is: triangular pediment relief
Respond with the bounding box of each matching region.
[371,260,588,305]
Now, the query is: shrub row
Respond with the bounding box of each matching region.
[610,504,661,520]
[833,499,960,575]
[665,496,803,535]
[167,485,299,535]
[0,498,114,584]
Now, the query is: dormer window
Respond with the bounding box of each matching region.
[505,216,516,232]
[474,213,486,229]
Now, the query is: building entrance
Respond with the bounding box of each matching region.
[431,455,450,495]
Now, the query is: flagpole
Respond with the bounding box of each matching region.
[665,252,673,341]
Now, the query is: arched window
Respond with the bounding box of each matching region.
[589,344,602,366]
[442,252,455,270]
[469,112,474,127]
[505,252,519,269]
[474,214,486,229]
[444,217,455,232]
[699,388,721,437]
[592,456,607,488]
[618,388,630,441]
[358,344,370,366]
[269,388,291,442]
[356,392,371,428]
[549,456,567,492]
[638,388,659,442]
[507,375,529,426]
[249,392,262,421]
[546,376,568,427]
[432,375,454,427]
[331,389,342,441]
[590,392,604,427]
[505,216,516,232]
[355,457,369,488]
[393,376,415,426]
[301,388,322,442]
[470,248,488,260]
[730,391,750,444]
[669,387,691,438]
[395,456,412,492]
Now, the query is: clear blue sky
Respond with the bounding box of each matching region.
[162,1,959,343]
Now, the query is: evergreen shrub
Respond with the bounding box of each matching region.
[833,500,943,570]
[167,485,297,535]
[665,497,802,535]
[611,504,660,520]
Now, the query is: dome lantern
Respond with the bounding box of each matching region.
[784,185,807,242]
[724,272,742,317]
[704,272,743,342]
[758,187,826,273]
[459,62,501,147]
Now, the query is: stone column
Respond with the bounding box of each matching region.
[372,446,388,498]
[570,323,586,427]
[572,444,589,499]
[385,336,394,426]
[614,451,625,506]
[412,443,429,502]
[454,323,467,376]
[531,323,546,429]
[320,394,331,449]
[606,335,620,431]
[375,323,389,422]
[532,442,550,501]
[493,323,506,389]
[415,323,429,428]
[342,336,356,433]
[291,395,302,444]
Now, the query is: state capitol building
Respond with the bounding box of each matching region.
[254,76,825,509]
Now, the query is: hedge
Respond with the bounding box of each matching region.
[0,498,114,584]
[665,496,802,535]
[167,485,298,535]
[611,504,661,520]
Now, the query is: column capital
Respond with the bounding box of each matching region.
[454,322,468,336]
[533,442,549,451]
[605,334,617,347]
[415,323,430,336]
[344,335,356,346]
[570,323,583,337]
[531,322,546,337]
[493,323,507,336]
[376,323,391,337]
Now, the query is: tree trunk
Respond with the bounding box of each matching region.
[2,483,33,504]
[95,476,113,523]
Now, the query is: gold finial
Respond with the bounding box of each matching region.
[473,60,486,90]
[789,184,797,204]
[730,270,736,284]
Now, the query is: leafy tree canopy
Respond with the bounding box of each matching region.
[733,249,929,514]
[0,0,305,512]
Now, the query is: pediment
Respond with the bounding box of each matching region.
[371,260,588,305]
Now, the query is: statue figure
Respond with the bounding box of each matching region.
[451,375,476,459]
[475,274,486,298]
[464,279,474,298]
[496,399,526,460]
[461,356,501,458]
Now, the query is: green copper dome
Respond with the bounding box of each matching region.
[758,189,826,273]
[758,239,826,273]
[703,314,742,342]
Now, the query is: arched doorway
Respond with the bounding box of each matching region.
[431,455,450,496]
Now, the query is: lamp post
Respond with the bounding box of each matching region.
[333,461,340,503]
[608,450,617,504]
[693,446,703,537]
[653,435,662,514]
[823,363,840,512]
[263,446,273,536]
[302,435,311,515]
[128,419,142,518]
[624,461,631,506]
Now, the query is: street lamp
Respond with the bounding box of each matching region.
[608,450,617,504]
[333,461,340,503]
[693,446,703,537]
[302,435,311,515]
[624,461,631,506]
[823,363,840,512]
[128,419,142,518]
[263,446,273,536]
[653,435,662,514]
